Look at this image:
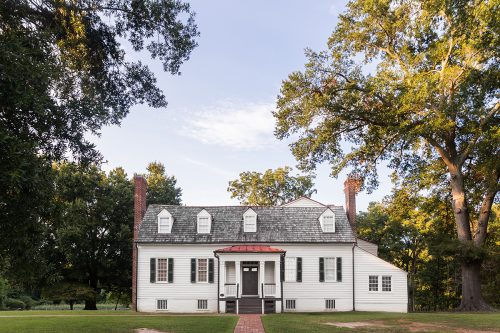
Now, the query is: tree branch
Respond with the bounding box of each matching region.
[473,169,499,246]
[458,101,500,166]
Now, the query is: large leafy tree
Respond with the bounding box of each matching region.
[0,0,197,277]
[51,163,134,310]
[275,0,498,310]
[145,162,182,205]
[227,166,316,206]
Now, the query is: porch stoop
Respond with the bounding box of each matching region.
[238,298,262,314]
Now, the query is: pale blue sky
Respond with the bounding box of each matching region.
[91,0,393,211]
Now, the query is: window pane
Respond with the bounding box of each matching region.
[382,276,391,291]
[198,259,208,282]
[198,218,209,233]
[159,217,170,233]
[285,257,296,282]
[244,216,256,232]
[157,259,168,282]
[369,275,378,291]
[325,258,335,281]
[323,216,334,232]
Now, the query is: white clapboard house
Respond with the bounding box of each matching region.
[131,176,408,314]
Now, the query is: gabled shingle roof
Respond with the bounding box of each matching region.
[137,205,356,243]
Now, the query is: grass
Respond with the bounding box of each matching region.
[262,311,500,333]
[1,310,499,333]
[0,310,238,333]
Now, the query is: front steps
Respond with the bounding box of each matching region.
[225,298,276,314]
[239,298,262,314]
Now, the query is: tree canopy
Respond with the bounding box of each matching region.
[227,166,316,206]
[274,0,498,310]
[145,162,182,205]
[0,0,198,160]
[0,0,197,286]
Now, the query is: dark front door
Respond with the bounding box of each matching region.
[242,267,258,295]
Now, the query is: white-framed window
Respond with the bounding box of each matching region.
[157,258,168,282]
[197,258,208,282]
[197,217,210,233]
[197,299,208,310]
[157,299,168,310]
[157,209,173,234]
[285,257,296,282]
[197,209,211,234]
[319,209,335,232]
[325,299,335,310]
[158,217,170,233]
[382,276,392,292]
[369,275,378,291]
[324,257,336,282]
[323,215,335,232]
[243,208,257,232]
[285,299,296,310]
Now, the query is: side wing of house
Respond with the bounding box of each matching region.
[354,246,408,312]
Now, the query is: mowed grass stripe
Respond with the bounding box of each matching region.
[0,314,238,333]
[262,312,500,333]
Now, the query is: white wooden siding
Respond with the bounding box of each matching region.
[264,261,275,283]
[225,261,236,283]
[354,246,408,312]
[279,243,354,312]
[136,243,407,313]
[137,244,221,312]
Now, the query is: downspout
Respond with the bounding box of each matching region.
[280,253,285,313]
[352,243,355,311]
[214,252,220,314]
[135,242,139,311]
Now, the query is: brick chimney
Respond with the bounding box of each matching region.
[132,175,147,311]
[344,176,360,235]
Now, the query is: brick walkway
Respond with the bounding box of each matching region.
[234,314,265,333]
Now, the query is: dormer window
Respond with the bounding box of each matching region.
[197,209,211,234]
[157,209,173,234]
[243,208,257,232]
[320,209,335,233]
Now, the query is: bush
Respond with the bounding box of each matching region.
[5,298,25,310]
[19,295,37,310]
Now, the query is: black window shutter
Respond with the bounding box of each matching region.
[208,258,214,283]
[191,258,196,283]
[296,257,302,282]
[168,258,174,283]
[150,258,156,283]
[280,255,285,281]
[319,257,325,282]
[337,257,342,282]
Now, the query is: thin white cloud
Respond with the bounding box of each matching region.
[182,156,234,178]
[180,100,277,150]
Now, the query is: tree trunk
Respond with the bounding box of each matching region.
[84,298,97,310]
[84,276,98,310]
[69,300,74,310]
[115,292,121,311]
[449,170,494,311]
[458,261,493,311]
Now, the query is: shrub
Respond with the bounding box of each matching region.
[19,295,37,310]
[5,298,25,310]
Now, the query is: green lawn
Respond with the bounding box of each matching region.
[262,312,500,333]
[0,311,238,333]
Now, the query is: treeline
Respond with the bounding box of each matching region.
[0,162,181,310]
[357,189,499,311]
